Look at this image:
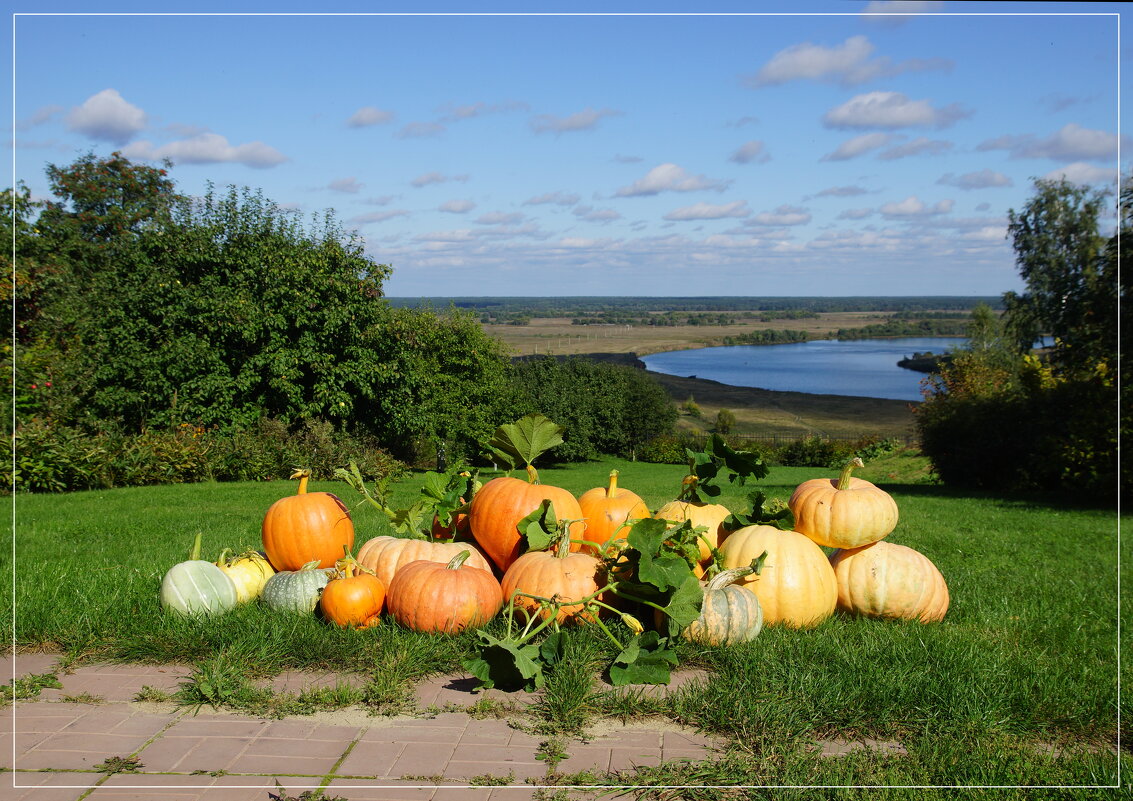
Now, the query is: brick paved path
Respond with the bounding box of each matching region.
[4,654,728,801]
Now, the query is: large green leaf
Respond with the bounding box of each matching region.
[484,413,565,471]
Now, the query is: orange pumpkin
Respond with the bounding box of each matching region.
[262,469,355,571]
[654,500,731,574]
[386,550,504,634]
[319,559,385,629]
[829,540,949,623]
[355,536,493,589]
[469,471,586,572]
[718,524,837,628]
[577,470,650,554]
[789,457,899,549]
[500,529,606,625]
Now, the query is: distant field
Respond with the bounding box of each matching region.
[484,311,893,357]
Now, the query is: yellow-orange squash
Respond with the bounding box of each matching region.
[718,524,836,628]
[654,500,731,573]
[500,532,605,625]
[829,540,949,623]
[355,536,493,589]
[386,550,504,634]
[577,470,650,553]
[469,474,586,572]
[319,560,385,629]
[789,457,898,549]
[262,469,355,571]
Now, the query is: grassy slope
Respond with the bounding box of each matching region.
[5,458,1128,789]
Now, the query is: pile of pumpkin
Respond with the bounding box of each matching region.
[160,457,948,644]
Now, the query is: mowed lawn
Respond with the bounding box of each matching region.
[5,456,1128,791]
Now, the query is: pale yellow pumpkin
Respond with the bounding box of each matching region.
[829,540,949,623]
[789,457,898,549]
[654,500,731,568]
[718,524,836,628]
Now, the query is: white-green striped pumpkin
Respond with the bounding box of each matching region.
[160,560,238,617]
[681,566,764,646]
[261,560,331,613]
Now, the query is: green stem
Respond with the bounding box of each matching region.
[592,615,626,651]
[837,457,865,490]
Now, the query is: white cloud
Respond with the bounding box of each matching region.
[122,133,287,168]
[531,107,621,134]
[877,137,952,160]
[860,1,946,26]
[821,132,895,161]
[328,177,363,194]
[1042,162,1120,186]
[524,191,581,206]
[614,153,644,164]
[439,100,530,122]
[937,169,1014,190]
[822,91,971,130]
[347,106,395,127]
[879,196,954,218]
[614,163,730,197]
[750,205,811,226]
[837,208,874,220]
[573,205,622,223]
[439,199,475,213]
[475,211,525,225]
[363,195,395,206]
[815,185,869,198]
[411,172,470,188]
[17,105,64,130]
[664,201,751,221]
[729,140,770,164]
[397,121,446,139]
[747,35,950,88]
[977,123,1125,162]
[350,209,411,224]
[67,89,146,144]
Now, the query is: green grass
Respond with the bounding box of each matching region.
[5,454,1128,790]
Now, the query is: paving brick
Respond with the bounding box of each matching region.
[608,747,662,772]
[324,779,439,799]
[135,734,256,773]
[387,742,457,777]
[255,669,369,695]
[9,652,62,678]
[415,673,541,710]
[444,758,547,782]
[164,715,272,738]
[553,746,611,775]
[816,738,907,757]
[52,664,191,703]
[457,717,518,746]
[336,738,406,778]
[16,729,163,771]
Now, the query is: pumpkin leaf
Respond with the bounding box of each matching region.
[516,499,558,554]
[538,630,567,667]
[678,434,768,502]
[462,631,546,692]
[608,632,679,687]
[726,490,795,531]
[484,414,565,473]
[659,573,705,629]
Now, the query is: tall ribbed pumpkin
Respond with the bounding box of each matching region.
[262,469,355,571]
[829,540,949,623]
[719,525,836,628]
[355,535,493,589]
[577,470,650,553]
[789,457,899,549]
[469,467,586,572]
[654,500,731,572]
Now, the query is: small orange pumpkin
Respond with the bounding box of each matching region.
[262,469,355,571]
[319,557,386,629]
[386,550,504,634]
[718,524,837,628]
[500,525,606,625]
[469,467,586,572]
[829,540,949,623]
[789,457,899,549]
[577,469,650,554]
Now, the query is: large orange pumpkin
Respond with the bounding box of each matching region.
[789,457,899,549]
[718,524,837,628]
[386,550,504,634]
[355,536,493,589]
[469,472,586,572]
[829,540,949,623]
[319,559,385,629]
[262,469,355,571]
[577,470,650,554]
[500,531,606,625]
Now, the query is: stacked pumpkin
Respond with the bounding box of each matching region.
[718,457,949,627]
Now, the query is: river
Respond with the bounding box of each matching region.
[641,337,966,402]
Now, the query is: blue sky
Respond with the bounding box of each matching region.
[8,2,1128,297]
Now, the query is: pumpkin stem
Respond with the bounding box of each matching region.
[525,464,540,484]
[606,469,619,498]
[705,552,767,590]
[291,468,312,494]
[836,457,865,491]
[554,522,577,559]
[446,550,472,570]
[215,547,231,567]
[189,531,203,561]
[677,474,700,503]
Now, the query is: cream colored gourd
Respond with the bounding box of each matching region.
[829,540,949,622]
